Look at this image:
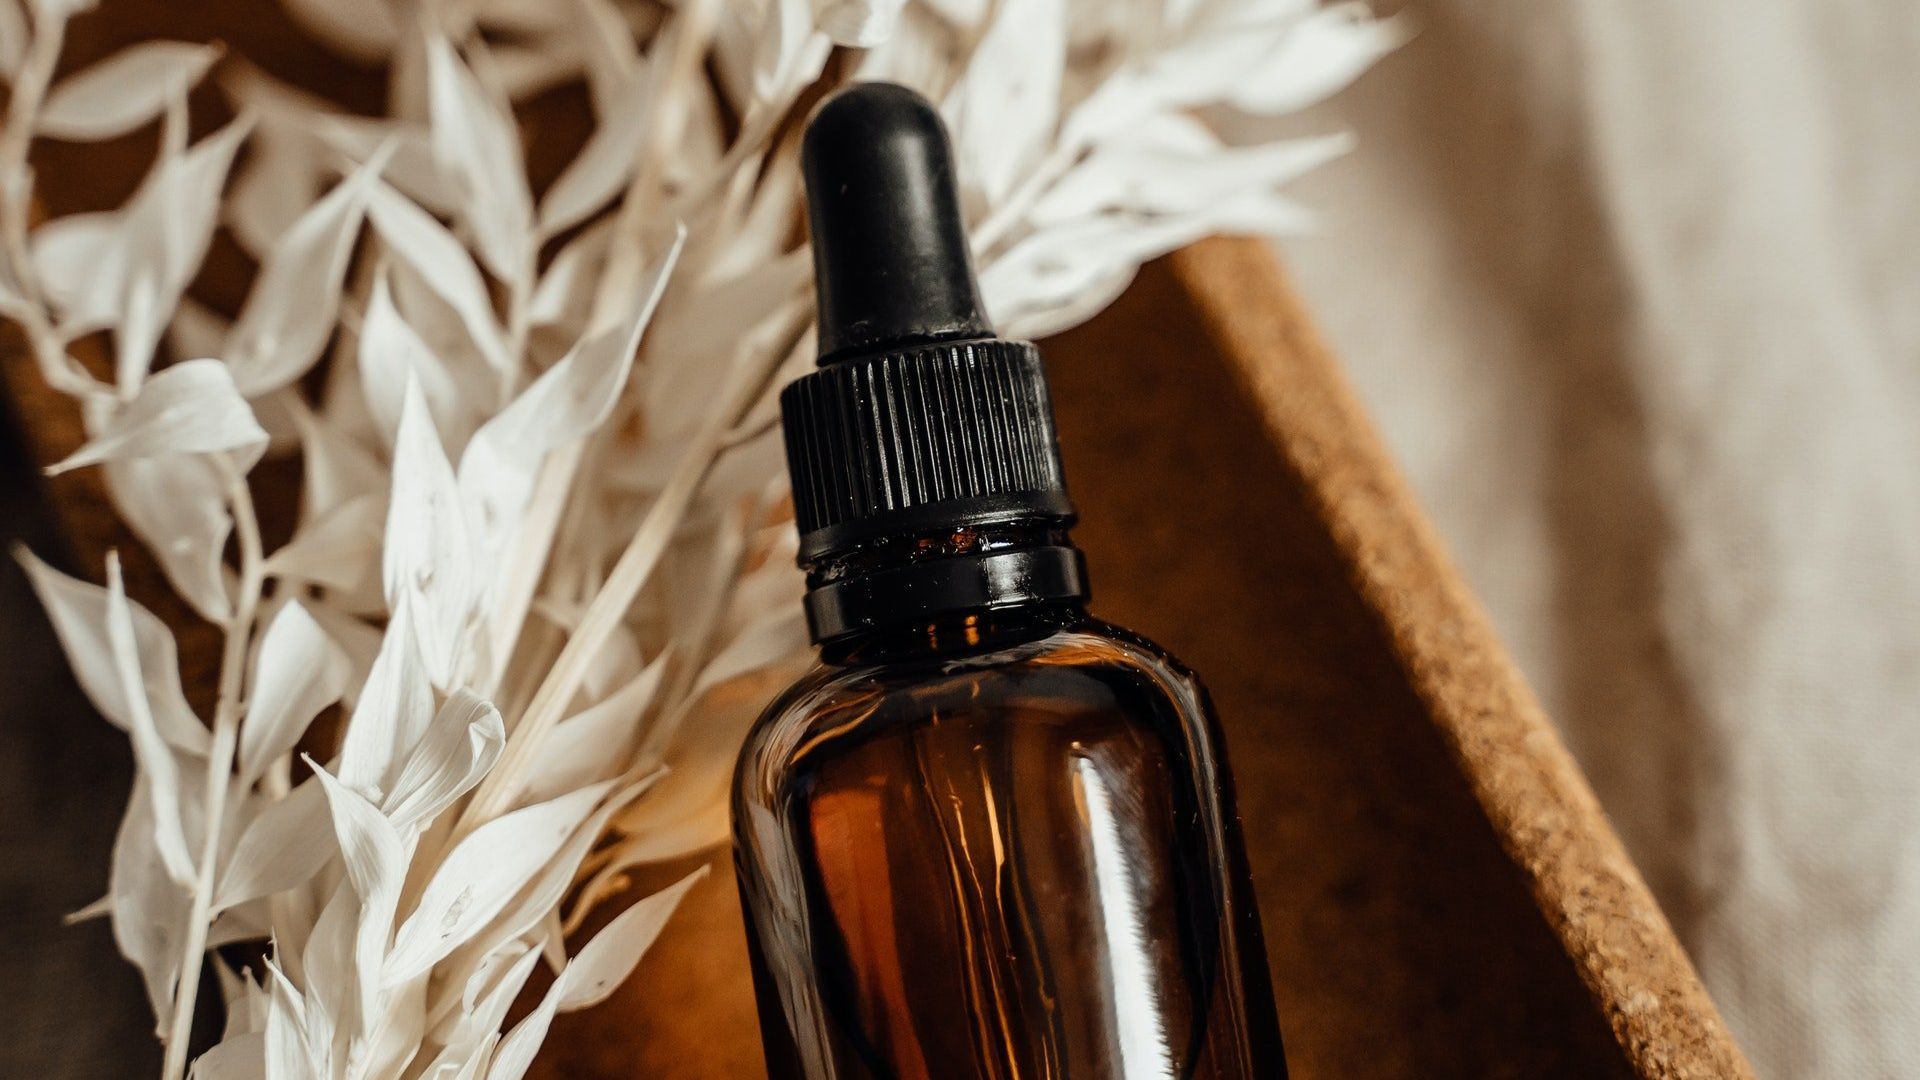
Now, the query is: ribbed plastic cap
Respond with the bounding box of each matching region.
[782,82,1074,564]
[781,338,1073,560]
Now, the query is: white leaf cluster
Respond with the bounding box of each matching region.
[0,0,1394,1076]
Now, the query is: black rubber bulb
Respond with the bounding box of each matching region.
[802,82,995,365]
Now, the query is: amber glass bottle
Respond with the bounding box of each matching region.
[732,83,1287,1079]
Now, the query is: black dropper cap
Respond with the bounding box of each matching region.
[804,82,994,362]
[781,83,1083,640]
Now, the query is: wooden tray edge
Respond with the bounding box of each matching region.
[1167,237,1754,1080]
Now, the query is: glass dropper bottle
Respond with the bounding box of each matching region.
[731,81,1289,1080]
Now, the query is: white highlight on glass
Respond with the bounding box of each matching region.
[1077,755,1174,1078]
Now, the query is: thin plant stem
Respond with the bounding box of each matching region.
[0,10,101,399]
[0,6,62,207]
[161,464,266,1080]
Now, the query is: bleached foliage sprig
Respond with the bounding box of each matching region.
[0,0,1397,1075]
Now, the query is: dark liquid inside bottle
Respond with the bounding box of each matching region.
[734,604,1286,1079]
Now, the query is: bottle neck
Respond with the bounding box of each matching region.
[802,520,1089,653]
[819,600,1087,666]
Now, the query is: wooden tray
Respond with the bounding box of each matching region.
[3,4,1752,1077]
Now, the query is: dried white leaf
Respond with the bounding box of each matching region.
[705,148,803,280]
[191,1031,265,1080]
[524,652,669,804]
[301,604,385,707]
[65,892,112,925]
[299,875,356,1060]
[263,959,319,1079]
[115,271,167,396]
[49,359,268,474]
[227,149,386,396]
[813,0,905,48]
[35,116,248,351]
[638,251,806,433]
[206,898,271,948]
[983,205,1291,338]
[457,775,657,969]
[314,763,406,907]
[484,37,584,106]
[426,31,533,283]
[224,63,459,216]
[386,381,480,688]
[703,607,811,699]
[357,270,476,452]
[103,451,234,623]
[535,82,648,238]
[381,690,505,829]
[611,737,739,857]
[37,42,220,141]
[27,209,118,327]
[560,869,703,1010]
[238,601,349,786]
[312,761,408,1031]
[367,182,512,373]
[17,546,209,754]
[249,376,326,458]
[942,0,1064,203]
[578,617,642,702]
[385,781,614,984]
[139,113,251,259]
[1031,122,1350,227]
[525,218,610,330]
[292,403,386,519]
[361,978,430,1078]
[718,0,822,109]
[916,0,986,29]
[226,126,321,257]
[104,553,197,885]
[459,229,681,563]
[485,869,701,1080]
[107,776,192,1024]
[388,257,503,417]
[26,0,98,20]
[418,946,537,1076]
[263,493,384,594]
[123,117,253,390]
[1075,2,1399,141]
[277,0,399,63]
[482,1001,547,1080]
[850,2,955,90]
[213,777,331,911]
[614,613,806,866]
[573,0,642,118]
[1222,6,1407,116]
[629,790,740,867]
[336,600,436,797]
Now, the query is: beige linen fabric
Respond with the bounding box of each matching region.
[1265,2,1920,1075]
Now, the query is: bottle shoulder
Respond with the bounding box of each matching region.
[737,617,1215,788]
[790,614,1192,704]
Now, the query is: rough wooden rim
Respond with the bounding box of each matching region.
[1169,237,1754,1080]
